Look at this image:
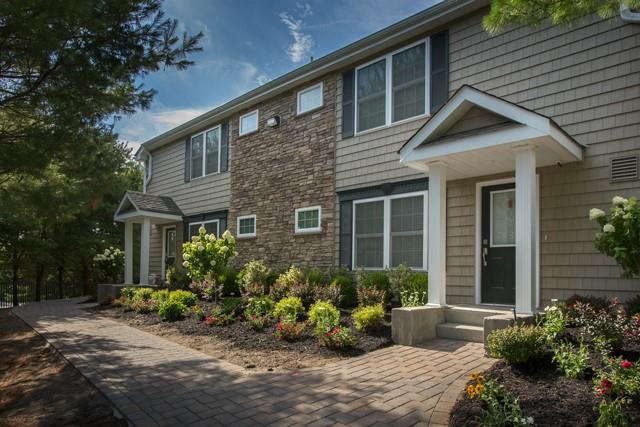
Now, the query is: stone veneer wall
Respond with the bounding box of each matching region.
[228,75,338,268]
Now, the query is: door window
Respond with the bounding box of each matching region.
[491,190,516,246]
[166,229,176,258]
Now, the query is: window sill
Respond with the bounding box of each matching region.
[188,170,228,183]
[348,113,429,139]
[294,229,323,236]
[237,234,256,240]
[296,105,324,118]
[238,129,258,139]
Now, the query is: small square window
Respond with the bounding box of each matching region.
[295,206,321,234]
[237,215,256,237]
[239,110,259,136]
[297,82,323,115]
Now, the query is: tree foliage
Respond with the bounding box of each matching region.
[482,0,640,35]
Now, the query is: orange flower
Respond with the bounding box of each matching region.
[466,384,476,398]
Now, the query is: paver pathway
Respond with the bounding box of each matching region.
[12,299,492,426]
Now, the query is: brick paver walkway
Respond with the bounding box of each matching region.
[12,299,492,426]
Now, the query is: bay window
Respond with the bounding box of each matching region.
[353,192,427,269]
[355,39,428,133]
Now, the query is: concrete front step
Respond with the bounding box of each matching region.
[444,305,511,326]
[436,322,484,342]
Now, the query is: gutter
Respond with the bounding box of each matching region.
[141,0,488,152]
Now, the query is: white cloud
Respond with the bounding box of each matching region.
[279,5,314,64]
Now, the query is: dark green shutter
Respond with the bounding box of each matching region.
[430,30,449,113]
[184,137,191,182]
[220,120,229,172]
[339,201,353,268]
[341,69,355,139]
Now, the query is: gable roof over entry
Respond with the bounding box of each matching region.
[399,85,584,180]
[114,191,183,223]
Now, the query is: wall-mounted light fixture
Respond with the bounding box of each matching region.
[267,116,280,128]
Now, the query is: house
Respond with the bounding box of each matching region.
[114,0,640,331]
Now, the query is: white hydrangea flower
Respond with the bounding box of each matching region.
[183,253,190,261]
[612,196,628,205]
[197,245,205,251]
[182,261,190,268]
[233,251,239,257]
[210,260,216,266]
[191,236,198,242]
[589,208,605,220]
[104,248,110,255]
[199,226,206,234]
[221,246,229,253]
[603,223,615,233]
[222,230,235,242]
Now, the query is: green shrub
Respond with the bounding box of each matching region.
[275,319,305,341]
[120,287,137,300]
[244,295,274,318]
[308,301,340,327]
[246,314,268,331]
[357,269,390,293]
[314,283,341,307]
[181,227,237,281]
[165,266,190,290]
[306,268,326,285]
[467,375,533,426]
[237,260,271,295]
[151,288,170,302]
[357,286,386,306]
[388,264,428,306]
[594,356,640,398]
[597,398,631,427]
[158,299,187,321]
[131,299,158,313]
[270,265,306,301]
[332,275,356,307]
[133,287,155,301]
[566,294,610,312]
[192,305,206,321]
[220,297,244,317]
[219,268,240,297]
[625,295,640,317]
[315,324,355,349]
[487,325,547,365]
[541,303,566,340]
[273,296,305,321]
[289,281,317,308]
[205,308,234,326]
[352,304,385,332]
[169,289,198,307]
[552,340,590,379]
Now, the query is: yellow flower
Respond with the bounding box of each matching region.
[466,384,476,398]
[477,374,485,383]
[470,372,478,381]
[475,384,484,396]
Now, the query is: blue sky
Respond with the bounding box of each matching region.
[115,0,442,151]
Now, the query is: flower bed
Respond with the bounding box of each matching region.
[450,296,640,426]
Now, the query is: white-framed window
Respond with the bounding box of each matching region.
[295,206,321,234]
[237,215,256,238]
[190,126,221,180]
[297,82,323,115]
[352,191,428,270]
[355,39,428,133]
[239,110,259,136]
[188,219,220,239]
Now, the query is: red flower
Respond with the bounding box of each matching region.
[596,379,613,396]
[621,360,634,369]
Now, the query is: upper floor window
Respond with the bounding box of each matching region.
[190,126,220,179]
[356,40,428,133]
[239,110,259,136]
[295,206,321,233]
[297,82,323,115]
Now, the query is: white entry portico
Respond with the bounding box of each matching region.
[113,191,183,285]
[399,85,583,314]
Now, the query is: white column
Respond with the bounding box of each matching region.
[515,147,537,314]
[428,162,447,306]
[124,221,133,284]
[140,217,151,285]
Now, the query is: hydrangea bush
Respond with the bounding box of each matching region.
[93,246,124,282]
[589,196,640,278]
[181,227,237,281]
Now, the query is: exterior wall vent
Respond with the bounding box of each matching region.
[610,155,639,182]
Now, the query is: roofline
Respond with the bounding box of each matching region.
[141,0,488,151]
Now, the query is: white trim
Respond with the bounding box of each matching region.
[190,125,221,180]
[142,153,152,193]
[296,82,324,115]
[489,188,516,248]
[474,177,540,308]
[354,38,429,135]
[294,205,322,234]
[114,210,182,223]
[239,110,259,136]
[237,214,257,238]
[188,219,220,238]
[161,225,176,281]
[351,190,428,270]
[140,217,151,285]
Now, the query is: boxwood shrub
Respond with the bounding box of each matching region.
[487,324,547,365]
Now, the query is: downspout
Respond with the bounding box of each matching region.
[621,4,640,23]
[137,147,152,193]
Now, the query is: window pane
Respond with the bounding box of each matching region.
[355,201,384,268]
[391,196,424,268]
[357,60,386,132]
[297,209,319,230]
[190,134,203,179]
[166,230,176,258]
[240,111,258,135]
[392,44,425,122]
[205,128,219,175]
[188,224,200,239]
[298,85,322,114]
[204,221,218,237]
[239,217,255,235]
[492,190,516,246]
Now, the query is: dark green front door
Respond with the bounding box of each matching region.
[481,184,516,305]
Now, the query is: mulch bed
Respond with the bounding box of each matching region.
[450,333,640,427]
[0,309,126,427]
[89,302,392,370]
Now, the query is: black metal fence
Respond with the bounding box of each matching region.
[0,281,86,308]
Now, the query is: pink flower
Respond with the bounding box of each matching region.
[621,360,633,369]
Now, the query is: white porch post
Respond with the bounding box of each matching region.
[515,146,537,314]
[428,162,447,306]
[124,221,133,284]
[140,217,151,285]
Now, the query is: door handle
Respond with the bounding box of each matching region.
[482,247,488,267]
